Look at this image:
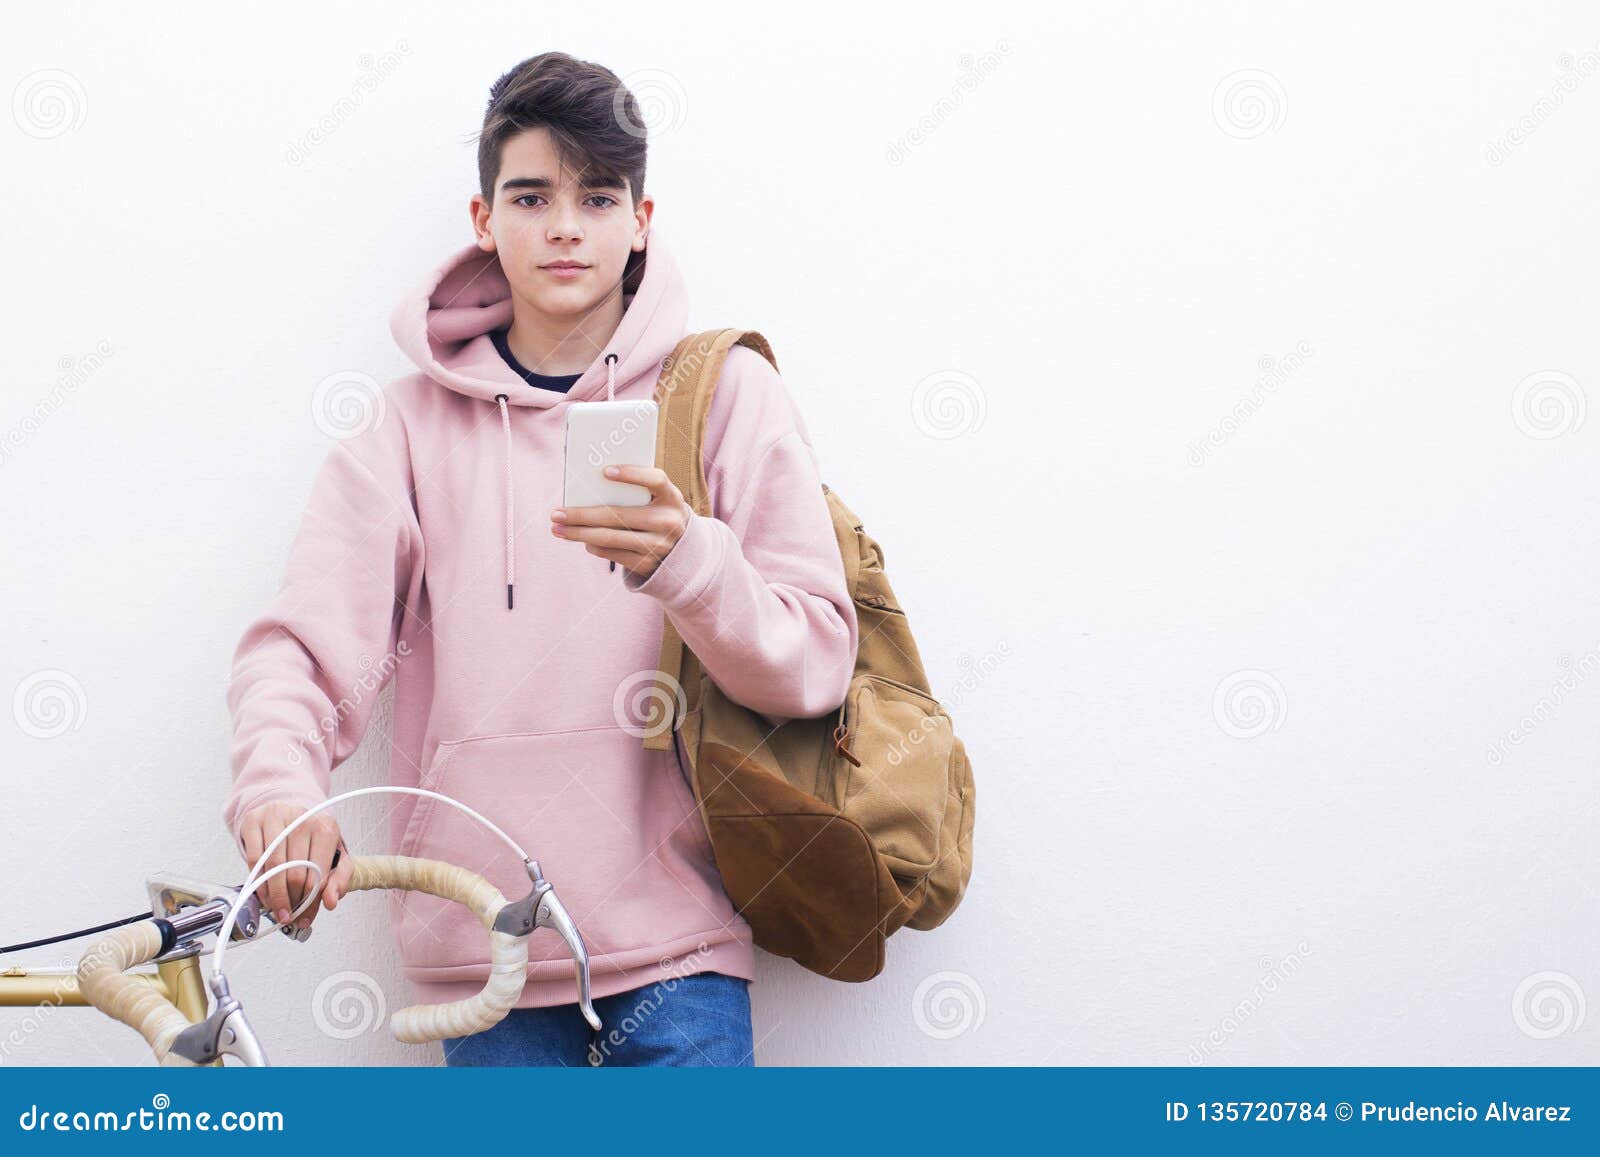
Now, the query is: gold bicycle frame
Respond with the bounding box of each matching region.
[0,944,223,1065]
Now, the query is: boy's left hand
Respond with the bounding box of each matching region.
[550,464,691,581]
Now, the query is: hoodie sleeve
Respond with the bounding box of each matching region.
[222,414,425,849]
[622,345,858,725]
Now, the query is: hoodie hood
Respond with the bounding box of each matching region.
[389,228,690,409]
[388,229,691,607]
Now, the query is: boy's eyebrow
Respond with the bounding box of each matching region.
[500,174,628,194]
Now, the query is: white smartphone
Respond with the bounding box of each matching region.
[562,399,659,508]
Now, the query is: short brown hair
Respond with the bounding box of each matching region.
[477,52,648,207]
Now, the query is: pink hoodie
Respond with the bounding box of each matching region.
[222,229,859,1009]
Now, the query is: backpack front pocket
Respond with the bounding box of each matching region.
[827,673,955,877]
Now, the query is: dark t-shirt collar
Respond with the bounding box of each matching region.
[490,328,583,393]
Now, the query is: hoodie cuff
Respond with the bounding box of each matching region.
[622,510,723,608]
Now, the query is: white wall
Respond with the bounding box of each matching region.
[2,1,1596,1066]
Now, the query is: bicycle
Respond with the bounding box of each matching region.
[0,787,602,1065]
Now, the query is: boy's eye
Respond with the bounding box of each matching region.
[512,194,618,209]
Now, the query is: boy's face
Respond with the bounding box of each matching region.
[470,126,651,320]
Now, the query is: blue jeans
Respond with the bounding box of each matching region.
[440,971,754,1067]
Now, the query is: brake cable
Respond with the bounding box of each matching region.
[1,847,342,957]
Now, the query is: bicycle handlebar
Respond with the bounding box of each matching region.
[348,854,532,1042]
[75,853,599,1065]
[75,920,205,1066]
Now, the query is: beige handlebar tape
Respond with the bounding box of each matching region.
[78,853,533,1063]
[345,854,530,1043]
[75,920,199,1067]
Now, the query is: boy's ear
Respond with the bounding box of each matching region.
[469,194,497,253]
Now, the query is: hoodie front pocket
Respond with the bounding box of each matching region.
[394,725,732,973]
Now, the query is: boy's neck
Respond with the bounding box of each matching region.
[502,290,626,377]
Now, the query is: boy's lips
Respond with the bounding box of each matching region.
[540,260,589,278]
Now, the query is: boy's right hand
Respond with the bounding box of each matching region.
[236,801,354,932]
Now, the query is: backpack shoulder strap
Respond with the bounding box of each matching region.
[641,328,777,749]
[655,328,778,515]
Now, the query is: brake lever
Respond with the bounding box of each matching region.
[492,858,601,1031]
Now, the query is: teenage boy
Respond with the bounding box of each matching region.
[223,51,858,1066]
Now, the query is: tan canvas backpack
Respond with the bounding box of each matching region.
[638,328,976,981]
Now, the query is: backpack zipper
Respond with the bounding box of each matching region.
[832,700,861,767]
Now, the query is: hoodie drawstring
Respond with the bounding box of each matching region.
[605,353,617,573]
[497,353,623,608]
[496,393,515,609]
